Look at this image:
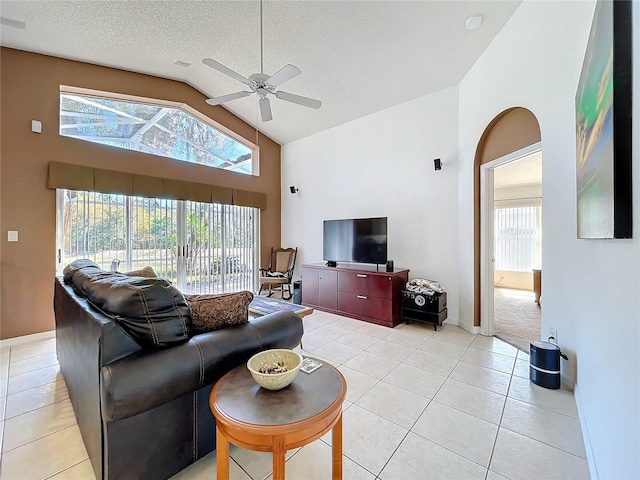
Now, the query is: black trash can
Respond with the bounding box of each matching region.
[293,280,302,305]
[530,341,561,389]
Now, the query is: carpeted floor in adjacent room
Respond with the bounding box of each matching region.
[493,287,541,353]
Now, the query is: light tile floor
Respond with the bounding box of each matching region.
[0,313,590,479]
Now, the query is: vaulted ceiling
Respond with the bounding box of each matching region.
[0,1,522,144]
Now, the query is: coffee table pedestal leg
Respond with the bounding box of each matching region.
[216,426,230,480]
[273,435,286,480]
[332,413,343,480]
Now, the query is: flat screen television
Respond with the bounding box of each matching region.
[323,217,388,265]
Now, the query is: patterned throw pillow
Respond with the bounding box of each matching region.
[184,291,254,334]
[123,266,157,278]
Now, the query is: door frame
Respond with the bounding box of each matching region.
[480,142,542,336]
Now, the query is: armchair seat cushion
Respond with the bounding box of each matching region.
[264,271,286,277]
[259,276,289,284]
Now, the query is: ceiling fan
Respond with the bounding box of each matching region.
[202,1,321,122]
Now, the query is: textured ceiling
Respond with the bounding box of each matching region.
[494,152,542,188]
[0,1,522,145]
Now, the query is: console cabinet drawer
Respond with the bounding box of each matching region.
[338,271,393,298]
[338,292,392,321]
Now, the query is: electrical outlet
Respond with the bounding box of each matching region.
[548,328,558,344]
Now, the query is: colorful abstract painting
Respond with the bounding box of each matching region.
[575,0,632,239]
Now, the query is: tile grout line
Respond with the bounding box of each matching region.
[497,425,589,461]
[230,454,255,480]
[317,323,427,478]
[485,358,514,475]
[505,394,582,421]
[3,395,70,423]
[5,362,61,383]
[2,408,78,455]
[43,457,91,480]
[370,331,493,478]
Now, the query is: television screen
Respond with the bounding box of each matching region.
[323,217,387,265]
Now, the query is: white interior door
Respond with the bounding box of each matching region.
[480,142,542,337]
[480,166,495,336]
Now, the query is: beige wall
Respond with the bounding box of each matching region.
[494,270,533,290]
[473,107,541,326]
[0,48,282,339]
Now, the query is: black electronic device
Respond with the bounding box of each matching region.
[326,260,337,267]
[386,260,394,272]
[401,290,447,330]
[323,217,387,266]
[530,341,565,389]
[292,281,302,305]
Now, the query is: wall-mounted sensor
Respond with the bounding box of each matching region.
[289,186,299,194]
[434,158,442,171]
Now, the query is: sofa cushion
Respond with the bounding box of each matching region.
[184,291,253,334]
[123,266,157,278]
[63,259,192,348]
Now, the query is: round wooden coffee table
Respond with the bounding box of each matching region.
[210,358,347,480]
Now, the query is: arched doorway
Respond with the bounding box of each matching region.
[473,108,542,341]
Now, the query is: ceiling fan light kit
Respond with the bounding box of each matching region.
[202,1,321,122]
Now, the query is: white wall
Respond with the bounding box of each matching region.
[282,1,639,476]
[458,1,639,478]
[282,86,460,324]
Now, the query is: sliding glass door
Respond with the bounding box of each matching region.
[57,189,258,294]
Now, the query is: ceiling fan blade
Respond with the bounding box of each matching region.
[202,58,251,86]
[205,91,252,106]
[259,96,273,122]
[275,91,322,109]
[266,64,301,88]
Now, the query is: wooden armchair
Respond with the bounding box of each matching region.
[258,247,298,300]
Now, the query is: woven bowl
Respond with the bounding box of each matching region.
[247,349,303,391]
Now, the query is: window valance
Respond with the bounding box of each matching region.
[46,161,266,209]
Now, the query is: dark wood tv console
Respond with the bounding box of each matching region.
[301,263,409,327]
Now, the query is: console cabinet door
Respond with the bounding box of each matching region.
[301,267,319,306]
[318,269,338,310]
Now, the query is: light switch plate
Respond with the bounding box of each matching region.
[7,231,18,242]
[31,120,42,134]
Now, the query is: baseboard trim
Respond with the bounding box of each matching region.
[0,330,55,348]
[574,383,599,479]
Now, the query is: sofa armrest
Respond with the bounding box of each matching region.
[100,310,303,421]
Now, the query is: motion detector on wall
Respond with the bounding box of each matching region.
[434,158,442,171]
[289,186,299,194]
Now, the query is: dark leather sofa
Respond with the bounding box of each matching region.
[54,260,303,480]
